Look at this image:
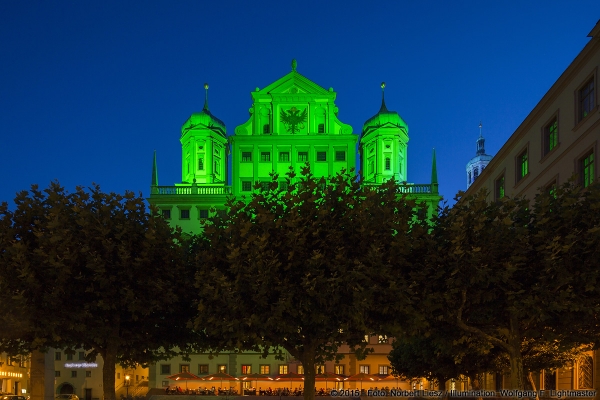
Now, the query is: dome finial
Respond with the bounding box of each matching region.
[203,83,209,111]
[479,121,483,137]
[291,59,297,71]
[379,82,388,113]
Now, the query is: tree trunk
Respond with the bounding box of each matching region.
[299,344,317,400]
[102,337,119,400]
[527,372,539,400]
[508,316,524,391]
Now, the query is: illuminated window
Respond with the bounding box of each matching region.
[378,335,388,344]
[495,175,505,201]
[242,152,252,162]
[180,209,190,219]
[242,181,252,192]
[199,209,209,219]
[580,151,595,188]
[335,365,344,375]
[55,371,60,377]
[579,355,593,388]
[71,371,77,378]
[335,151,346,161]
[218,365,227,373]
[180,365,190,373]
[318,123,325,133]
[543,118,558,156]
[160,364,171,375]
[162,209,171,219]
[359,365,369,374]
[259,365,270,374]
[279,365,289,374]
[297,365,304,375]
[55,352,61,361]
[385,158,391,170]
[86,371,91,378]
[379,366,389,375]
[279,152,290,162]
[316,365,325,374]
[241,365,251,374]
[579,79,595,121]
[261,152,271,162]
[198,365,208,375]
[263,124,270,134]
[316,151,327,161]
[298,152,309,162]
[364,335,369,343]
[516,149,529,182]
[198,157,204,170]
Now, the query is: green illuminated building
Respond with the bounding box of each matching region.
[148,60,440,232]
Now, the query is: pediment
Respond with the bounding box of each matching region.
[257,71,330,96]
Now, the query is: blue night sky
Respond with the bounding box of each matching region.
[1,1,599,207]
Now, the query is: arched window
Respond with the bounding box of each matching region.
[473,167,479,180]
[468,171,472,184]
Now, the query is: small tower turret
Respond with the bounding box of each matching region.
[466,122,493,188]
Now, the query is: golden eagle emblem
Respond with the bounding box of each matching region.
[280,107,307,134]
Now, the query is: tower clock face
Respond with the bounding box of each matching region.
[280,107,307,134]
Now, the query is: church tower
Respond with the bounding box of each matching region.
[360,83,409,184]
[466,122,492,189]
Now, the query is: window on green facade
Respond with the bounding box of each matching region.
[180,209,190,219]
[516,149,528,182]
[316,151,327,161]
[495,175,505,201]
[162,209,171,219]
[279,181,289,191]
[198,157,204,170]
[242,181,252,192]
[263,124,270,134]
[261,152,271,162]
[543,119,558,156]
[385,157,391,170]
[580,151,595,188]
[298,152,308,162]
[242,152,252,162]
[318,124,325,133]
[199,209,209,219]
[279,152,290,162]
[335,151,345,161]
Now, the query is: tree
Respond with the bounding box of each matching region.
[412,185,600,391]
[0,183,202,400]
[195,167,425,400]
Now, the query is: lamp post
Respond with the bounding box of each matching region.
[125,375,130,398]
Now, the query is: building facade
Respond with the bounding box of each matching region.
[0,353,28,395]
[465,21,600,391]
[146,61,441,392]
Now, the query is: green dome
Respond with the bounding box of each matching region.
[181,107,226,137]
[361,97,408,138]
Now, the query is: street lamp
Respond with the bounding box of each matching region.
[125,375,130,398]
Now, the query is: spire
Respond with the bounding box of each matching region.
[431,148,438,194]
[151,150,158,187]
[476,121,486,156]
[379,82,389,113]
[291,59,297,72]
[203,83,209,111]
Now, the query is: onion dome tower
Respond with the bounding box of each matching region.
[179,83,228,185]
[360,83,409,184]
[466,122,492,189]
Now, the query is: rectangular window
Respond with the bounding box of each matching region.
[263,124,270,134]
[260,365,270,374]
[279,181,289,191]
[162,209,171,219]
[79,352,85,360]
[260,181,270,192]
[218,365,227,373]
[214,160,220,175]
[55,371,60,377]
[180,209,190,219]
[335,365,344,375]
[579,78,595,121]
[516,149,529,182]
[242,151,252,162]
[580,151,595,188]
[117,373,121,379]
[297,365,304,375]
[86,371,92,378]
[385,158,391,170]
[379,366,389,375]
[279,152,290,162]
[71,371,77,378]
[318,123,325,133]
[180,365,190,373]
[316,365,325,374]
[241,365,252,375]
[316,151,327,161]
[55,352,61,361]
[543,118,558,156]
[364,335,369,343]
[495,175,505,201]
[242,180,252,192]
[298,151,308,162]
[378,335,388,344]
[261,152,271,162]
[359,365,370,374]
[66,353,73,361]
[199,209,209,219]
[335,151,346,161]
[198,365,209,375]
[278,365,289,374]
[160,364,171,375]
[198,157,204,170]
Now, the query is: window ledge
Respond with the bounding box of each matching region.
[573,105,600,133]
[539,143,561,164]
[514,173,530,189]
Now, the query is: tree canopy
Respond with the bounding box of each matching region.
[195,167,427,400]
[0,183,202,400]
